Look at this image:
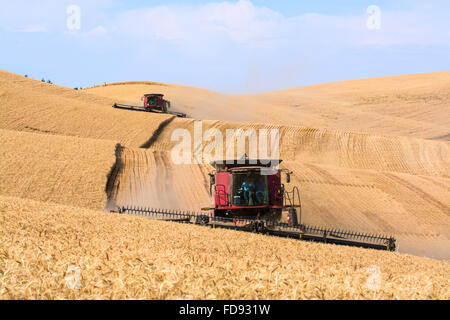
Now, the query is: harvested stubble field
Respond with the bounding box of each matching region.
[1,69,449,299]
[3,70,449,145]
[107,147,450,260]
[0,70,173,147]
[86,72,450,139]
[1,196,449,300]
[133,117,450,177]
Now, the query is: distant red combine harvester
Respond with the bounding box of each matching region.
[113,93,186,118]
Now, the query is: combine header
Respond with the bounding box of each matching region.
[114,158,397,252]
[113,94,186,118]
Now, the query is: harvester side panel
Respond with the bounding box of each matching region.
[268,172,283,206]
[215,171,229,207]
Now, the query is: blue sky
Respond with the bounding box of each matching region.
[1,0,449,93]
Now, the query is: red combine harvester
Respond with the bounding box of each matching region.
[113,94,186,118]
[117,158,396,251]
[207,159,300,225]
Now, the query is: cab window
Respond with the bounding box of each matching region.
[232,172,268,206]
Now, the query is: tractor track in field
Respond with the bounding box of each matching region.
[383,172,450,215]
[104,143,124,210]
[140,116,176,148]
[431,133,450,141]
[104,145,212,212]
[24,126,60,135]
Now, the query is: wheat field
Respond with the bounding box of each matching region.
[86,72,450,139]
[0,69,449,299]
[0,129,116,210]
[0,70,173,147]
[1,196,449,300]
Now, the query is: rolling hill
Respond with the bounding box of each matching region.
[0,69,449,299]
[85,72,450,139]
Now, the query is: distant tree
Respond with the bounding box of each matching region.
[47,80,52,84]
[41,78,45,82]
[24,75,28,78]
[74,87,79,90]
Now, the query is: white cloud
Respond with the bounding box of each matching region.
[117,6,186,40]
[199,0,283,43]
[15,25,48,33]
[358,9,450,46]
[2,0,448,48]
[86,26,107,36]
[113,0,284,48]
[66,0,449,93]
[102,0,450,54]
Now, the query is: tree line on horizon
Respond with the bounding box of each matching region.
[24,74,84,90]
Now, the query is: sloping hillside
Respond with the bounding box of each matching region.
[0,70,173,147]
[106,147,450,260]
[0,129,116,210]
[85,72,450,139]
[140,118,450,178]
[105,147,211,212]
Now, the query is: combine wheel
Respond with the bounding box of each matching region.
[250,221,265,233]
[195,215,209,225]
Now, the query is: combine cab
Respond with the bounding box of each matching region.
[208,159,300,225]
[113,94,186,118]
[115,158,397,252]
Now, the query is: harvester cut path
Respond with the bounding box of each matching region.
[114,158,397,252]
[113,93,187,118]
